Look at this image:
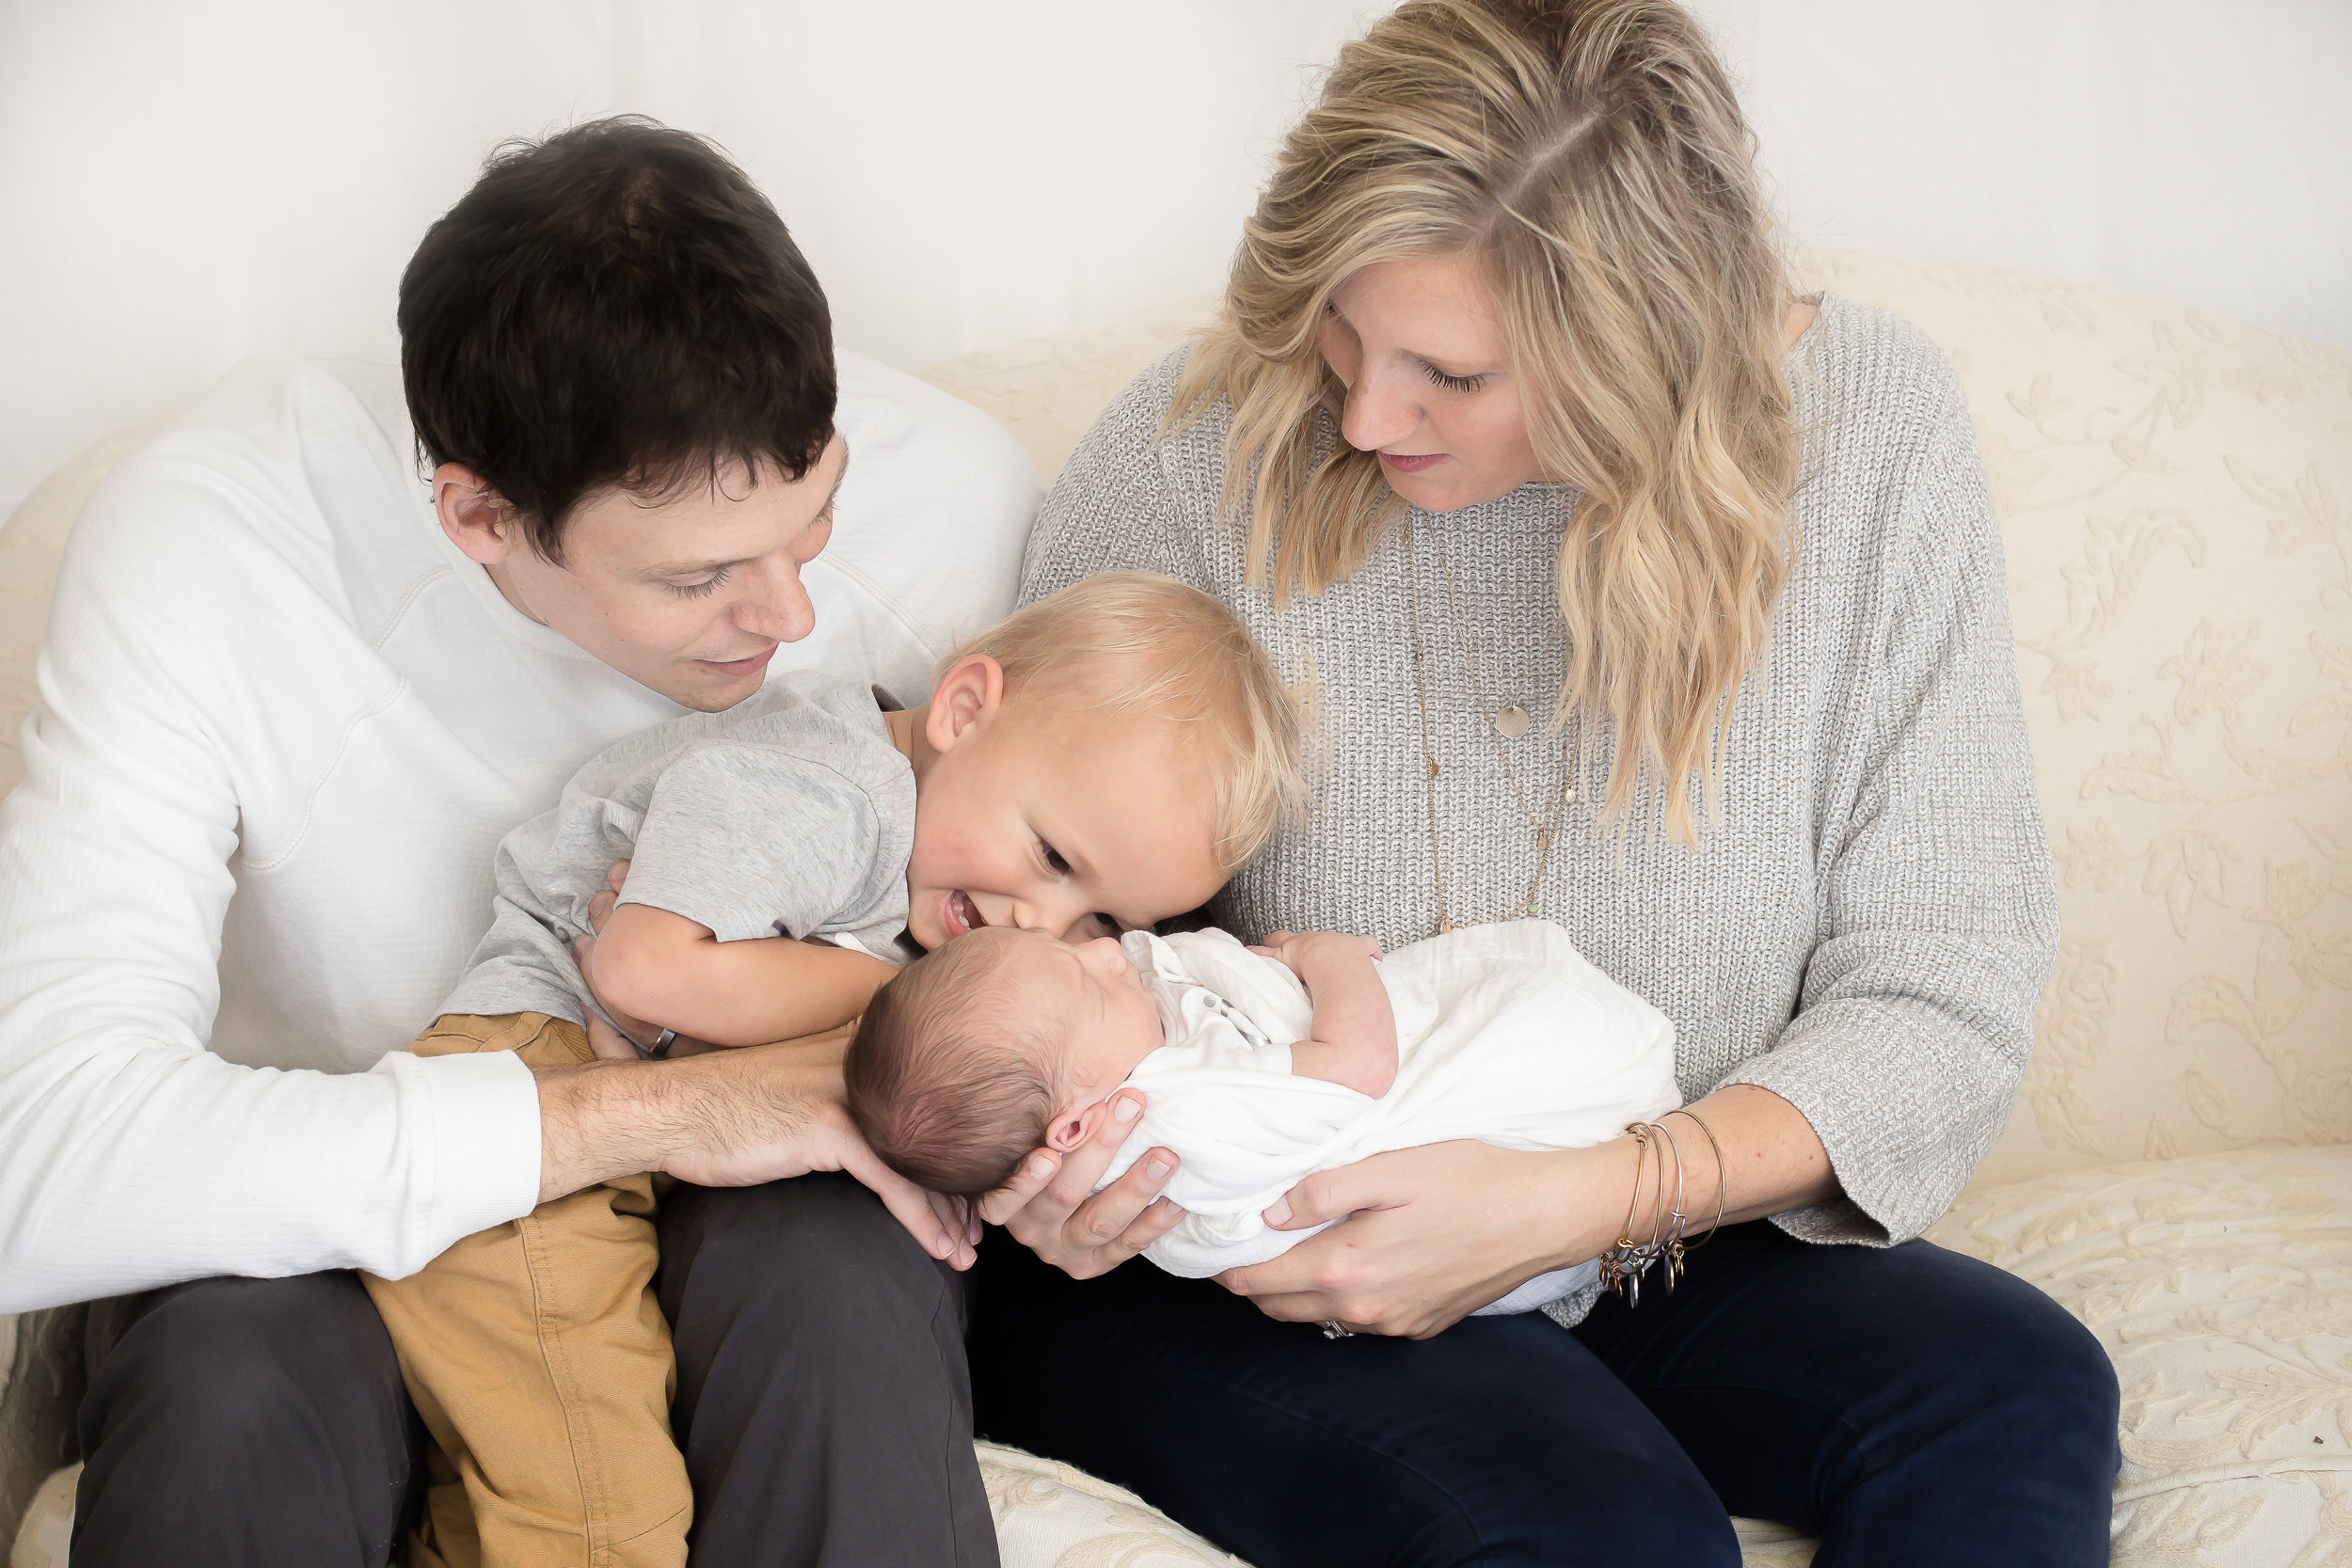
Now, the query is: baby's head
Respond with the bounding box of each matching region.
[898,571,1305,950]
[847,926,1169,1197]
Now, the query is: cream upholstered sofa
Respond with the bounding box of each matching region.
[5,248,2349,1567]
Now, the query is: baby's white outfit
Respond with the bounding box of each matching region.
[1098,920,1681,1316]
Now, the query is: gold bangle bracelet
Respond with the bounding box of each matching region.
[1665,1106,1729,1252]
[1599,1124,1661,1304]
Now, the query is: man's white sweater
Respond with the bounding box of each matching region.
[0,353,1041,1311]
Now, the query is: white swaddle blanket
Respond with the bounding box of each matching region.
[1095,920,1681,1315]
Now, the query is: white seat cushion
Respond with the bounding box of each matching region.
[1927,1144,2352,1562]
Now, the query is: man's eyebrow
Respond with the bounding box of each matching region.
[637,437,850,577]
[825,438,852,515]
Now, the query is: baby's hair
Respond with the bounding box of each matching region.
[947,572,1308,875]
[847,931,1065,1199]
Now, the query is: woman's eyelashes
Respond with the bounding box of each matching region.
[1323,303,1487,394]
[1421,361,1488,394]
[667,564,734,599]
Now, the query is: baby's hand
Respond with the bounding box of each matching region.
[1248,930,1383,976]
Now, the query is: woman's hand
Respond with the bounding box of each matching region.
[975,1088,1186,1278]
[1219,1086,1841,1338]
[1215,1139,1634,1339]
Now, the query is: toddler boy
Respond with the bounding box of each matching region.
[363,570,1305,1568]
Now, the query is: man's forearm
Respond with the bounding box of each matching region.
[535,1057,676,1201]
[533,1031,849,1202]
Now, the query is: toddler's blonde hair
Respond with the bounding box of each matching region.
[948,572,1307,875]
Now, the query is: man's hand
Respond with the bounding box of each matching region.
[975,1089,1184,1278]
[535,1033,978,1270]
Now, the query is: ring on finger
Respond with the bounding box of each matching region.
[1318,1320,1355,1340]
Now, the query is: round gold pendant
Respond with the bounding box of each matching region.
[1496,705,1532,738]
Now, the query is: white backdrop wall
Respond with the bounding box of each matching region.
[3,0,2346,526]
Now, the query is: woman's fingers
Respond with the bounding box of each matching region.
[991,1090,1180,1277]
[606,859,630,894]
[1115,1194,1187,1253]
[1263,1162,1381,1231]
[1220,1282,1334,1323]
[1070,1156,1180,1249]
[1044,1089,1146,1207]
[1217,1234,1383,1329]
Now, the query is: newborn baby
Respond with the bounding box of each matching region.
[848,916,1681,1315]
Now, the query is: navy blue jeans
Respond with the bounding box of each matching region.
[971,1219,2120,1567]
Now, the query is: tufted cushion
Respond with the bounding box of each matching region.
[3,1465,69,1568]
[1926,1146,2352,1563]
[974,1442,1827,1567]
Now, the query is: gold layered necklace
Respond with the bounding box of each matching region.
[1401,515,1576,936]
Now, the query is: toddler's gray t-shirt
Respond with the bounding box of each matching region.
[440,672,916,1027]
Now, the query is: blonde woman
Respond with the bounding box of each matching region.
[972,1,2120,1562]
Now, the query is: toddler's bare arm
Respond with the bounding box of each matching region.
[1252,931,1397,1097]
[585,902,898,1048]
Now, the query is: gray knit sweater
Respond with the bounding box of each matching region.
[1020,293,2058,1311]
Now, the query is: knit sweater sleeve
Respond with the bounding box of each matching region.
[1724,379,2059,1246]
[1019,350,1199,605]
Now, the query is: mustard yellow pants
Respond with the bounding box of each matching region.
[362,1013,688,1568]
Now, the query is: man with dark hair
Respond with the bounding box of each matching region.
[0,118,1033,1566]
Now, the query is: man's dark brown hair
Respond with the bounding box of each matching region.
[399,116,835,560]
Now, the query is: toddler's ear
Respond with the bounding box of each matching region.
[926,654,1006,752]
[1044,1100,1112,1152]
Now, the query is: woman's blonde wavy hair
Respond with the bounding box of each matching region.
[1171,0,1799,843]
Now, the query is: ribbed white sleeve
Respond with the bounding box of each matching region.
[0,439,542,1310]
